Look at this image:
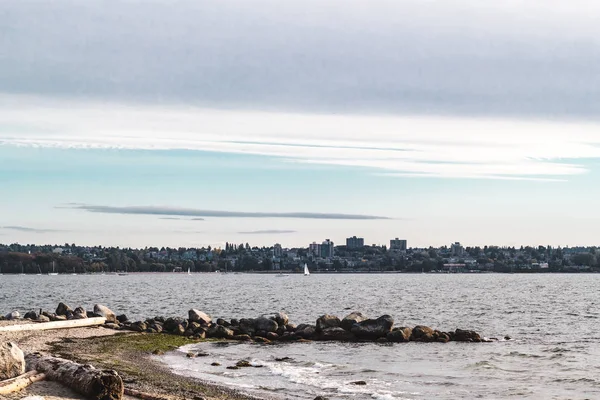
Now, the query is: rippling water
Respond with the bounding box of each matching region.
[1,273,599,399]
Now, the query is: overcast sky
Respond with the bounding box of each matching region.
[1,0,600,248]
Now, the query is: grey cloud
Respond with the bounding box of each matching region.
[67,205,390,220]
[1,1,599,119]
[2,226,66,233]
[238,230,297,234]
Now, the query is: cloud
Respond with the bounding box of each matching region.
[238,230,297,234]
[66,204,390,220]
[2,99,600,180]
[1,226,66,233]
[159,217,205,221]
[1,1,600,119]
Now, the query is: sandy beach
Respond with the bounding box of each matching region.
[0,320,257,400]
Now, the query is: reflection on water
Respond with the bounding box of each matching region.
[1,273,600,399]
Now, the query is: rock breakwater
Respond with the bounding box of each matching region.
[2,303,487,344]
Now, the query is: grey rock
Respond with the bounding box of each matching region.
[341,312,368,331]
[188,309,212,325]
[55,302,72,316]
[24,310,39,320]
[4,311,20,320]
[255,317,278,333]
[316,315,341,332]
[94,304,117,323]
[351,315,394,340]
[0,342,25,380]
[387,327,412,343]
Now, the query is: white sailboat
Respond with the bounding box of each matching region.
[304,263,310,276]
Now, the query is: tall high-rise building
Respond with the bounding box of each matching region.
[451,242,464,256]
[390,238,407,251]
[273,243,283,258]
[346,236,365,249]
[309,242,321,256]
[321,239,335,258]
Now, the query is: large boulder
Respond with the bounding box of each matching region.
[94,304,117,323]
[295,324,317,340]
[188,309,212,325]
[72,307,88,320]
[340,312,367,331]
[316,315,341,332]
[410,326,435,342]
[453,329,482,342]
[4,311,20,320]
[255,317,278,333]
[351,315,394,340]
[24,310,39,320]
[239,318,256,335]
[271,312,289,327]
[55,302,72,316]
[0,342,25,380]
[387,327,412,343]
[164,317,187,333]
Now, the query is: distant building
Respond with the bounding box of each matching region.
[451,242,465,257]
[321,239,335,258]
[390,238,407,251]
[309,242,321,256]
[273,243,283,258]
[346,236,364,249]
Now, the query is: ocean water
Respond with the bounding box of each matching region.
[1,273,599,399]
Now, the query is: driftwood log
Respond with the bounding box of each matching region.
[124,388,172,400]
[0,317,106,333]
[25,353,123,400]
[0,370,46,394]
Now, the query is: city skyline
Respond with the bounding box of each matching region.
[2,1,600,248]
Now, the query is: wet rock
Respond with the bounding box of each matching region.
[116,314,129,323]
[318,327,355,341]
[226,366,239,370]
[230,318,239,326]
[316,315,341,332]
[164,317,186,333]
[5,311,20,320]
[55,302,72,316]
[295,324,317,339]
[409,326,434,342]
[453,329,482,342]
[275,357,293,362]
[253,337,271,344]
[266,332,279,341]
[94,304,117,323]
[351,315,394,340]
[232,334,252,341]
[189,309,212,325]
[504,335,512,341]
[211,362,221,366]
[236,360,252,367]
[271,312,289,327]
[350,381,367,385]
[387,327,412,343]
[340,311,367,331]
[24,310,39,320]
[193,331,206,340]
[216,318,230,327]
[129,321,147,332]
[0,342,25,380]
[255,317,278,333]
[214,325,235,339]
[103,323,120,330]
[286,323,297,332]
[239,318,256,335]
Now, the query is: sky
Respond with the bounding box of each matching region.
[1,0,600,249]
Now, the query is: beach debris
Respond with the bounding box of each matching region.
[25,353,123,400]
[0,318,107,333]
[0,342,25,380]
[94,304,117,323]
[0,371,46,395]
